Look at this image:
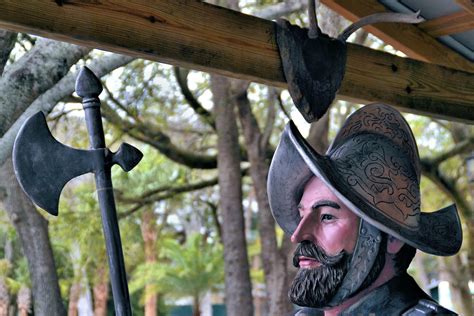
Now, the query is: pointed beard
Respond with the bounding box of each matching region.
[288,241,351,308]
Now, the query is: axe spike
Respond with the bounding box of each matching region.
[112,143,144,172]
[76,66,103,98]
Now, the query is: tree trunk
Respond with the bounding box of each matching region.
[0,160,66,315]
[192,295,200,316]
[413,252,430,292]
[93,266,108,316]
[421,122,473,316]
[0,279,9,316]
[17,286,31,316]
[439,255,472,315]
[211,74,254,316]
[234,83,293,315]
[67,283,81,316]
[307,112,329,153]
[141,209,158,316]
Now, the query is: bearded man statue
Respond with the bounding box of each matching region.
[267,103,462,315]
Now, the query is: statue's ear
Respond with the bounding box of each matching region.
[387,235,404,254]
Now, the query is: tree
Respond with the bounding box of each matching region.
[0,259,11,315]
[0,160,66,315]
[211,74,254,316]
[161,234,224,316]
[0,29,134,314]
[416,120,473,316]
[130,234,224,316]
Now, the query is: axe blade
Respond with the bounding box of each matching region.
[13,112,94,215]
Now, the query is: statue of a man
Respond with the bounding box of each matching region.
[267,103,462,315]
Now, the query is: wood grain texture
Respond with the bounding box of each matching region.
[455,0,474,14]
[419,11,474,37]
[0,0,472,121]
[320,0,474,72]
[344,44,474,122]
[0,0,283,86]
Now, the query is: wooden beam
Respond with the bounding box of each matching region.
[455,0,474,14]
[419,11,474,37]
[0,0,473,122]
[344,44,474,122]
[320,0,474,72]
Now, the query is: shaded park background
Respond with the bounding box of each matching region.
[0,1,472,315]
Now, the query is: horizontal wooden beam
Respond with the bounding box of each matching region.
[344,44,474,122]
[419,11,474,37]
[320,0,474,72]
[0,0,473,122]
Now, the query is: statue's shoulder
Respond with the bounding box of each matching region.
[402,299,457,315]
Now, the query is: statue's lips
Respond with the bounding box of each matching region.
[298,256,321,268]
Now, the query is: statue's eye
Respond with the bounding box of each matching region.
[321,214,336,222]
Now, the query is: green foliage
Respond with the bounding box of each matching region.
[129,233,224,304]
[12,258,30,287]
[0,259,10,278]
[162,234,224,299]
[4,258,31,295]
[0,257,31,295]
[113,145,186,197]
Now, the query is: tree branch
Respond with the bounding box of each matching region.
[117,170,250,219]
[18,33,36,47]
[0,53,135,166]
[0,30,17,76]
[101,100,219,169]
[428,136,474,166]
[103,82,139,120]
[277,93,291,121]
[60,94,82,104]
[254,0,308,20]
[0,39,90,137]
[260,88,278,152]
[420,159,470,219]
[48,108,82,122]
[174,66,216,129]
[202,199,222,242]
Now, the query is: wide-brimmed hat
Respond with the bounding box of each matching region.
[267,103,462,256]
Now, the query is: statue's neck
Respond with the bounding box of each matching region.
[323,253,397,316]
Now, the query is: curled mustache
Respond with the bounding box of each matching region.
[293,240,346,268]
[289,241,350,307]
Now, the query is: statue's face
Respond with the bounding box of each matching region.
[292,176,359,257]
[289,176,360,307]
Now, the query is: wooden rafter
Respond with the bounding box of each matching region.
[455,0,474,14]
[0,0,472,122]
[419,11,474,37]
[320,0,474,72]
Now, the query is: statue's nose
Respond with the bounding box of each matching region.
[291,213,316,244]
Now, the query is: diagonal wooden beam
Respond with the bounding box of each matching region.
[419,11,474,37]
[455,0,474,14]
[320,0,474,72]
[0,0,473,122]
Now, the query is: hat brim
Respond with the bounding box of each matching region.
[267,121,462,256]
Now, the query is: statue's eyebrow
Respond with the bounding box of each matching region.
[312,200,340,211]
[297,200,341,211]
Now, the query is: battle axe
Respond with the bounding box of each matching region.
[13,67,141,315]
